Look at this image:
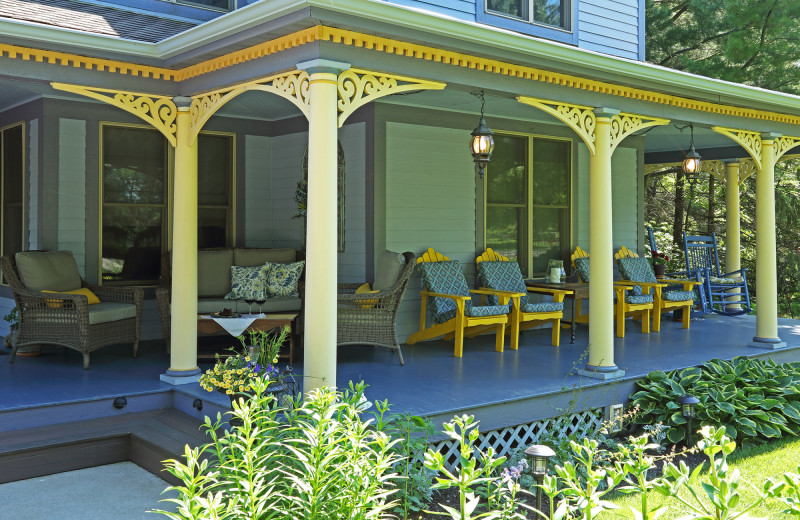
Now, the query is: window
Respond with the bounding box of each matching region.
[485,0,570,30]
[101,124,234,284]
[175,0,234,12]
[484,133,571,277]
[1,123,24,276]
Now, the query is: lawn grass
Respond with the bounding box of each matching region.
[597,435,800,519]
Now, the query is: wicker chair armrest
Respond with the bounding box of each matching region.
[84,283,143,304]
[15,291,91,325]
[338,290,393,304]
[337,283,364,295]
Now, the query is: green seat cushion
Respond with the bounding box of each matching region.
[664,290,695,302]
[15,251,82,292]
[197,299,235,314]
[373,250,405,291]
[265,261,305,297]
[88,302,137,325]
[706,275,743,285]
[197,249,234,297]
[224,264,271,301]
[238,297,301,313]
[233,248,296,266]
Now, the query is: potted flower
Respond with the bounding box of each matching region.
[199,325,291,407]
[651,251,670,279]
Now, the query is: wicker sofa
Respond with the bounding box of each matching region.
[156,247,304,349]
[1,251,143,369]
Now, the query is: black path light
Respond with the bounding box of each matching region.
[679,394,700,444]
[469,90,495,178]
[525,444,555,511]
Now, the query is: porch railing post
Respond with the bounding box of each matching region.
[750,134,784,347]
[298,60,349,395]
[725,160,741,310]
[161,97,201,383]
[580,108,624,379]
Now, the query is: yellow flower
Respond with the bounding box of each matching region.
[273,358,278,364]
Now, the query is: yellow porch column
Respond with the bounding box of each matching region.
[725,161,742,309]
[160,97,201,383]
[298,60,349,394]
[582,108,622,378]
[751,134,784,347]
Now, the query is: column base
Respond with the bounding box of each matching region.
[748,337,787,350]
[160,367,202,385]
[577,364,626,380]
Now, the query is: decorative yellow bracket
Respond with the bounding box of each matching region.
[738,159,758,184]
[51,82,177,146]
[712,127,762,168]
[700,160,727,183]
[517,97,668,154]
[337,68,445,127]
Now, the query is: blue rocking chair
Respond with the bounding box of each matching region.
[682,232,751,316]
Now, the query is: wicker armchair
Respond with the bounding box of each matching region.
[1,252,143,369]
[337,251,415,365]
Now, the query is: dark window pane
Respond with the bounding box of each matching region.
[102,206,163,282]
[198,134,232,206]
[2,125,23,258]
[198,208,228,249]
[534,0,567,28]
[103,127,166,204]
[487,0,527,19]
[532,138,570,206]
[486,206,527,275]
[531,207,568,274]
[487,134,527,204]
[177,0,232,11]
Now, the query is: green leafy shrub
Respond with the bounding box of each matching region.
[156,380,401,520]
[631,357,800,445]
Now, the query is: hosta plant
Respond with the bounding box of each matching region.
[631,357,800,445]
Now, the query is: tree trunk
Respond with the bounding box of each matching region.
[673,171,686,247]
[706,174,716,235]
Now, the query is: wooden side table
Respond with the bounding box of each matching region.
[197,313,299,363]
[525,280,590,344]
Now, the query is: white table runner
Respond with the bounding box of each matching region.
[200,313,266,337]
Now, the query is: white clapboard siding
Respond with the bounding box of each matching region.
[575,145,639,250]
[385,122,477,341]
[57,119,86,277]
[579,0,641,60]
[28,119,39,250]
[338,123,367,283]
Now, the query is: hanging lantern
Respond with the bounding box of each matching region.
[469,90,495,178]
[683,124,702,183]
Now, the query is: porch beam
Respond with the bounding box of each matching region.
[162,97,201,383]
[298,59,349,395]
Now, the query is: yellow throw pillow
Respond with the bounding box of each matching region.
[42,288,101,308]
[355,283,380,309]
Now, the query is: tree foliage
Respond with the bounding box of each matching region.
[646,0,800,94]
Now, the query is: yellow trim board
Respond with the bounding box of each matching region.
[9,24,800,127]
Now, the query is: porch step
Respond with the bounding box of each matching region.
[0,409,211,485]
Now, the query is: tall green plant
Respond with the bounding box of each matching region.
[155,380,400,520]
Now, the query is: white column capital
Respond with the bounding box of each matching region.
[761,131,782,141]
[593,107,620,118]
[297,59,351,75]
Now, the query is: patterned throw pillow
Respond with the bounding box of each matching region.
[224,264,271,300]
[265,261,305,297]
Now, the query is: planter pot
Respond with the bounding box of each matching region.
[653,264,666,279]
[4,332,41,356]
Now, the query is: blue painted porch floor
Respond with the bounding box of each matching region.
[1,314,800,422]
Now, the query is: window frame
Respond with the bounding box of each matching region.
[0,121,25,286]
[98,122,236,286]
[483,130,572,277]
[477,0,577,45]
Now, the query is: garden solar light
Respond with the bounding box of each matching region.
[682,123,702,183]
[679,394,700,444]
[525,444,555,511]
[469,90,495,178]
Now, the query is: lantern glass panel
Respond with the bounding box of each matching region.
[531,456,548,475]
[682,402,695,418]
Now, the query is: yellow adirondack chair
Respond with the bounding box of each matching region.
[406,248,522,357]
[614,246,700,332]
[571,246,653,338]
[475,248,570,348]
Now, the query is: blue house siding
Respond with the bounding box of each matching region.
[388,0,476,21]
[578,0,640,59]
